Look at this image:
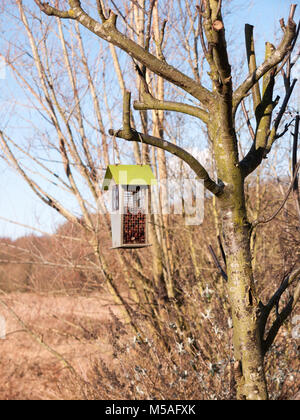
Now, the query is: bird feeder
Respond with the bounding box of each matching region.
[102,165,156,249]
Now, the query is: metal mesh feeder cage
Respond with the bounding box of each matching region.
[102,165,156,249]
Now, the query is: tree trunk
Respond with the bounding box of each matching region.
[209,103,268,399]
[221,203,268,399]
[217,168,268,399]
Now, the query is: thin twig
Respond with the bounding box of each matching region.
[292,114,300,222]
[241,99,255,140]
[96,0,107,22]
[208,245,228,281]
[274,80,297,136]
[110,0,138,36]
[260,266,300,356]
[259,269,299,337]
[145,0,156,52]
[252,160,300,229]
[0,295,80,378]
[196,3,208,55]
[0,216,81,241]
[217,235,226,268]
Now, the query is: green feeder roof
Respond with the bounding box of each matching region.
[102,165,157,190]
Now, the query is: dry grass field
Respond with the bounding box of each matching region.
[0,292,121,400]
[0,289,299,400]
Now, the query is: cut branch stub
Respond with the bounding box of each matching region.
[212,20,224,31]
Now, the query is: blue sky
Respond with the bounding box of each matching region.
[0,0,299,239]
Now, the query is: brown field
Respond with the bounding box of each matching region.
[0,290,299,400]
[0,291,120,400]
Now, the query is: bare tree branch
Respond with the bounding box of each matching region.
[239,79,298,178]
[292,114,300,222]
[109,91,223,196]
[251,160,300,229]
[244,24,262,118]
[0,131,91,231]
[96,0,107,22]
[233,8,297,113]
[259,267,300,356]
[36,0,213,108]
[33,0,72,19]
[208,244,227,281]
[241,99,255,140]
[133,93,209,123]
